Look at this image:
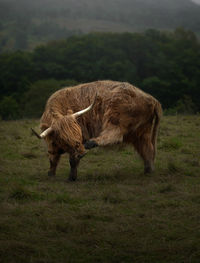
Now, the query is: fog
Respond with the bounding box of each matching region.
[191,0,200,4]
[0,0,200,51]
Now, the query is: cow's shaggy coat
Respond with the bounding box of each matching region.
[39,80,162,180]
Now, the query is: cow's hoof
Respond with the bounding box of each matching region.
[84,140,98,149]
[48,171,55,177]
[144,167,153,174]
[68,175,77,182]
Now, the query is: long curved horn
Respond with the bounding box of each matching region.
[40,127,53,138]
[73,94,97,118]
[31,127,53,139]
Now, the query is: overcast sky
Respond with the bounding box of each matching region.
[191,0,200,4]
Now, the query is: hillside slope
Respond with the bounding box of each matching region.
[0,0,200,51]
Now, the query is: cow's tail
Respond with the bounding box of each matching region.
[151,100,162,160]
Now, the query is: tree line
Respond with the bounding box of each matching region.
[0,28,200,119]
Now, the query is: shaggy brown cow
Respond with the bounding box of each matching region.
[32,80,162,181]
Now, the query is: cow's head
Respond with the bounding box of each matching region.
[32,96,96,159]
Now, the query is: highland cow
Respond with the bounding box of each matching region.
[32,80,162,181]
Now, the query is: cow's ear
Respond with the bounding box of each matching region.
[67,110,73,115]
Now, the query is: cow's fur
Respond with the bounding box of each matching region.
[40,80,162,180]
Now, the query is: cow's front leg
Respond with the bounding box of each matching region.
[48,153,61,176]
[85,125,123,149]
[69,156,80,181]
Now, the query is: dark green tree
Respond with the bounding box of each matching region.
[0,96,20,120]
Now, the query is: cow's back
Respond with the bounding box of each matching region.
[41,80,160,141]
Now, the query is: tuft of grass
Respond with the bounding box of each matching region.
[54,193,86,205]
[21,152,37,159]
[160,137,183,151]
[9,186,34,201]
[181,148,192,154]
[167,160,181,173]
[9,185,44,201]
[102,192,123,204]
[158,184,174,194]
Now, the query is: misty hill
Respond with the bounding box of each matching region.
[0,0,200,51]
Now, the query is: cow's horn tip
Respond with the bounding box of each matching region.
[31,128,41,139]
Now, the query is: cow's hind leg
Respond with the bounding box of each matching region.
[133,134,155,174]
[48,153,61,176]
[68,156,80,181]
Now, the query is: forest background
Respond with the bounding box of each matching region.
[0,0,200,119]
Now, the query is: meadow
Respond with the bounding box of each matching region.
[0,115,200,263]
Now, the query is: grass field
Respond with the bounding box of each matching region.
[0,115,200,263]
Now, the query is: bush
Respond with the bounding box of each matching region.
[0,96,21,120]
[22,79,77,118]
[175,95,197,114]
[165,95,197,115]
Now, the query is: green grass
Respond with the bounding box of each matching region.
[0,116,200,263]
